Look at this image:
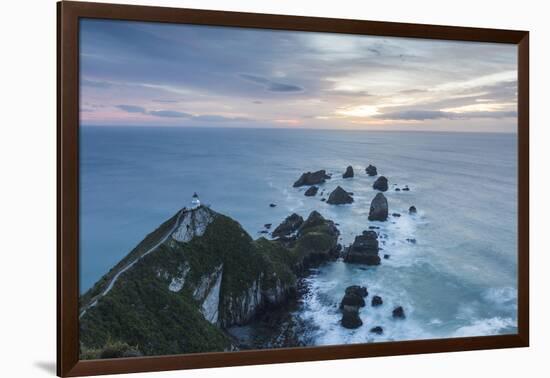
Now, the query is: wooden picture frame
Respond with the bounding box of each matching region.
[57,1,529,376]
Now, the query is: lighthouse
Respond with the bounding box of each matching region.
[191,192,201,209]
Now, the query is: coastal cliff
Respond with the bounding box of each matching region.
[79,206,339,358]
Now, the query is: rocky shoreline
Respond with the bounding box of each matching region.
[79,162,419,358]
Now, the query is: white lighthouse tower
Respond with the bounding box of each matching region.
[191,192,201,209]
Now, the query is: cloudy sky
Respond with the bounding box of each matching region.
[80,19,517,132]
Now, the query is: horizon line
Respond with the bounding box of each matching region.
[80,124,518,135]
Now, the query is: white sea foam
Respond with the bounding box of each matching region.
[452,317,516,337]
[483,287,517,306]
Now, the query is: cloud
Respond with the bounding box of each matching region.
[239,73,303,93]
[377,109,516,121]
[151,99,182,104]
[116,104,147,113]
[114,103,250,122]
[399,88,428,95]
[267,83,303,92]
[82,79,112,88]
[239,74,270,84]
[149,110,192,118]
[193,115,252,122]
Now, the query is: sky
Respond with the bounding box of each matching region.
[80,19,518,132]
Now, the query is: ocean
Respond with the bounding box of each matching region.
[80,126,518,343]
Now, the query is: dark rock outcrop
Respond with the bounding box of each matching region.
[373,176,389,192]
[299,210,327,232]
[264,223,272,229]
[392,213,401,217]
[340,293,366,308]
[340,285,367,329]
[368,193,388,221]
[272,213,304,238]
[392,306,406,319]
[343,166,354,178]
[327,186,354,205]
[293,170,330,187]
[366,165,378,176]
[345,285,368,298]
[370,326,383,335]
[269,203,277,208]
[409,206,417,214]
[371,295,383,307]
[304,186,319,197]
[341,307,363,329]
[344,231,380,265]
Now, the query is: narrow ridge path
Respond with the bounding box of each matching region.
[79,209,185,318]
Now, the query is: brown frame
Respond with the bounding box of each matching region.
[57,1,529,376]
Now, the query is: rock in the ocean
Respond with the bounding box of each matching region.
[294,211,342,265]
[373,176,389,192]
[321,198,326,202]
[269,203,277,208]
[293,170,331,187]
[370,326,383,335]
[395,188,401,191]
[402,186,410,191]
[343,165,354,178]
[340,293,366,308]
[371,295,383,307]
[327,186,354,205]
[340,286,367,329]
[392,306,406,319]
[406,238,416,244]
[409,206,417,214]
[341,306,363,329]
[345,285,368,298]
[344,231,381,265]
[392,213,401,217]
[368,193,388,221]
[383,254,390,259]
[272,213,304,238]
[366,165,378,176]
[304,186,319,197]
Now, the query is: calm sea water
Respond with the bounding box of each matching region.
[80,126,518,342]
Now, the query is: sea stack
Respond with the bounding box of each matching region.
[366,165,378,176]
[344,231,381,265]
[293,170,331,187]
[392,306,406,319]
[371,295,383,307]
[327,186,354,205]
[343,166,354,178]
[340,285,368,329]
[304,186,319,197]
[373,176,389,192]
[368,193,388,221]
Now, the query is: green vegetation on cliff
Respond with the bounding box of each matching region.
[79,207,339,359]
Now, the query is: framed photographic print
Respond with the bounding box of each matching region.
[57,1,529,376]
